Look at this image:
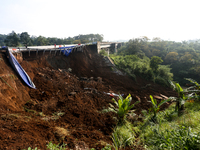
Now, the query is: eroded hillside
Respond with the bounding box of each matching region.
[0,46,176,149]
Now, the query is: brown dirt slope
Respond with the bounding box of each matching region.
[0,46,176,150]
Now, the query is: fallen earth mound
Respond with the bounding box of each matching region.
[0,46,177,149]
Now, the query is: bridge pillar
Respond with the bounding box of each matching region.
[110,43,118,53]
[97,41,101,53]
[114,43,117,53]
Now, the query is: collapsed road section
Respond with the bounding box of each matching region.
[1,44,86,89]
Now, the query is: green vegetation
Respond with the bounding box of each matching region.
[111,54,173,86]
[0,31,103,47]
[101,79,200,150]
[107,39,200,149]
[102,94,140,149]
[169,81,187,115]
[99,49,108,56]
[46,141,67,150]
[140,101,200,150]
[112,121,138,149]
[0,34,7,46]
[111,37,200,85]
[102,94,139,123]
[4,31,20,47]
[135,80,200,149]
[23,142,67,150]
[150,56,163,72]
[185,78,200,91]
[149,95,170,122]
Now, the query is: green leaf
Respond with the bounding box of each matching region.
[118,99,123,108]
[112,98,118,106]
[158,99,171,107]
[150,95,157,106]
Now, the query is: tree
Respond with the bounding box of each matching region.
[0,34,7,46]
[150,56,163,72]
[63,37,74,44]
[165,52,179,63]
[4,31,20,47]
[20,32,32,46]
[180,52,192,63]
[73,40,81,44]
[81,39,89,44]
[73,34,103,42]
[152,37,162,42]
[35,36,47,46]
[152,49,161,56]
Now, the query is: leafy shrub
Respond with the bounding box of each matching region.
[111,55,173,86]
[157,65,173,80]
[46,142,67,150]
[99,49,108,56]
[154,76,169,86]
[169,81,195,116]
[149,95,171,122]
[185,78,200,91]
[150,56,163,72]
[103,94,139,123]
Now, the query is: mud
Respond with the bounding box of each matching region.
[0,46,177,149]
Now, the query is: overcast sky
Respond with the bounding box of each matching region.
[0,0,199,42]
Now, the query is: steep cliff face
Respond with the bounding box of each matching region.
[0,52,30,112]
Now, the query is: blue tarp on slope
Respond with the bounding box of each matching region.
[59,46,75,56]
[7,50,36,89]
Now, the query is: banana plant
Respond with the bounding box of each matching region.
[185,78,200,90]
[185,78,200,99]
[109,94,139,123]
[169,80,194,116]
[149,95,171,122]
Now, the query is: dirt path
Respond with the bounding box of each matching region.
[0,46,177,149]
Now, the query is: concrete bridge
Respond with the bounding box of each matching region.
[0,42,123,56]
[97,42,123,54]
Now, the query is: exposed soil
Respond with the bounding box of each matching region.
[0,46,177,150]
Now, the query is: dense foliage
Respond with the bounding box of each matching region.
[111,54,173,86]
[0,31,103,47]
[115,37,200,85]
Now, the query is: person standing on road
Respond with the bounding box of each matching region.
[54,44,56,48]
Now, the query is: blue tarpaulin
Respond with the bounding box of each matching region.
[59,46,75,56]
[7,50,36,89]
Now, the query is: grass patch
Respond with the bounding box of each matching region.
[112,120,140,149]
[140,101,200,149]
